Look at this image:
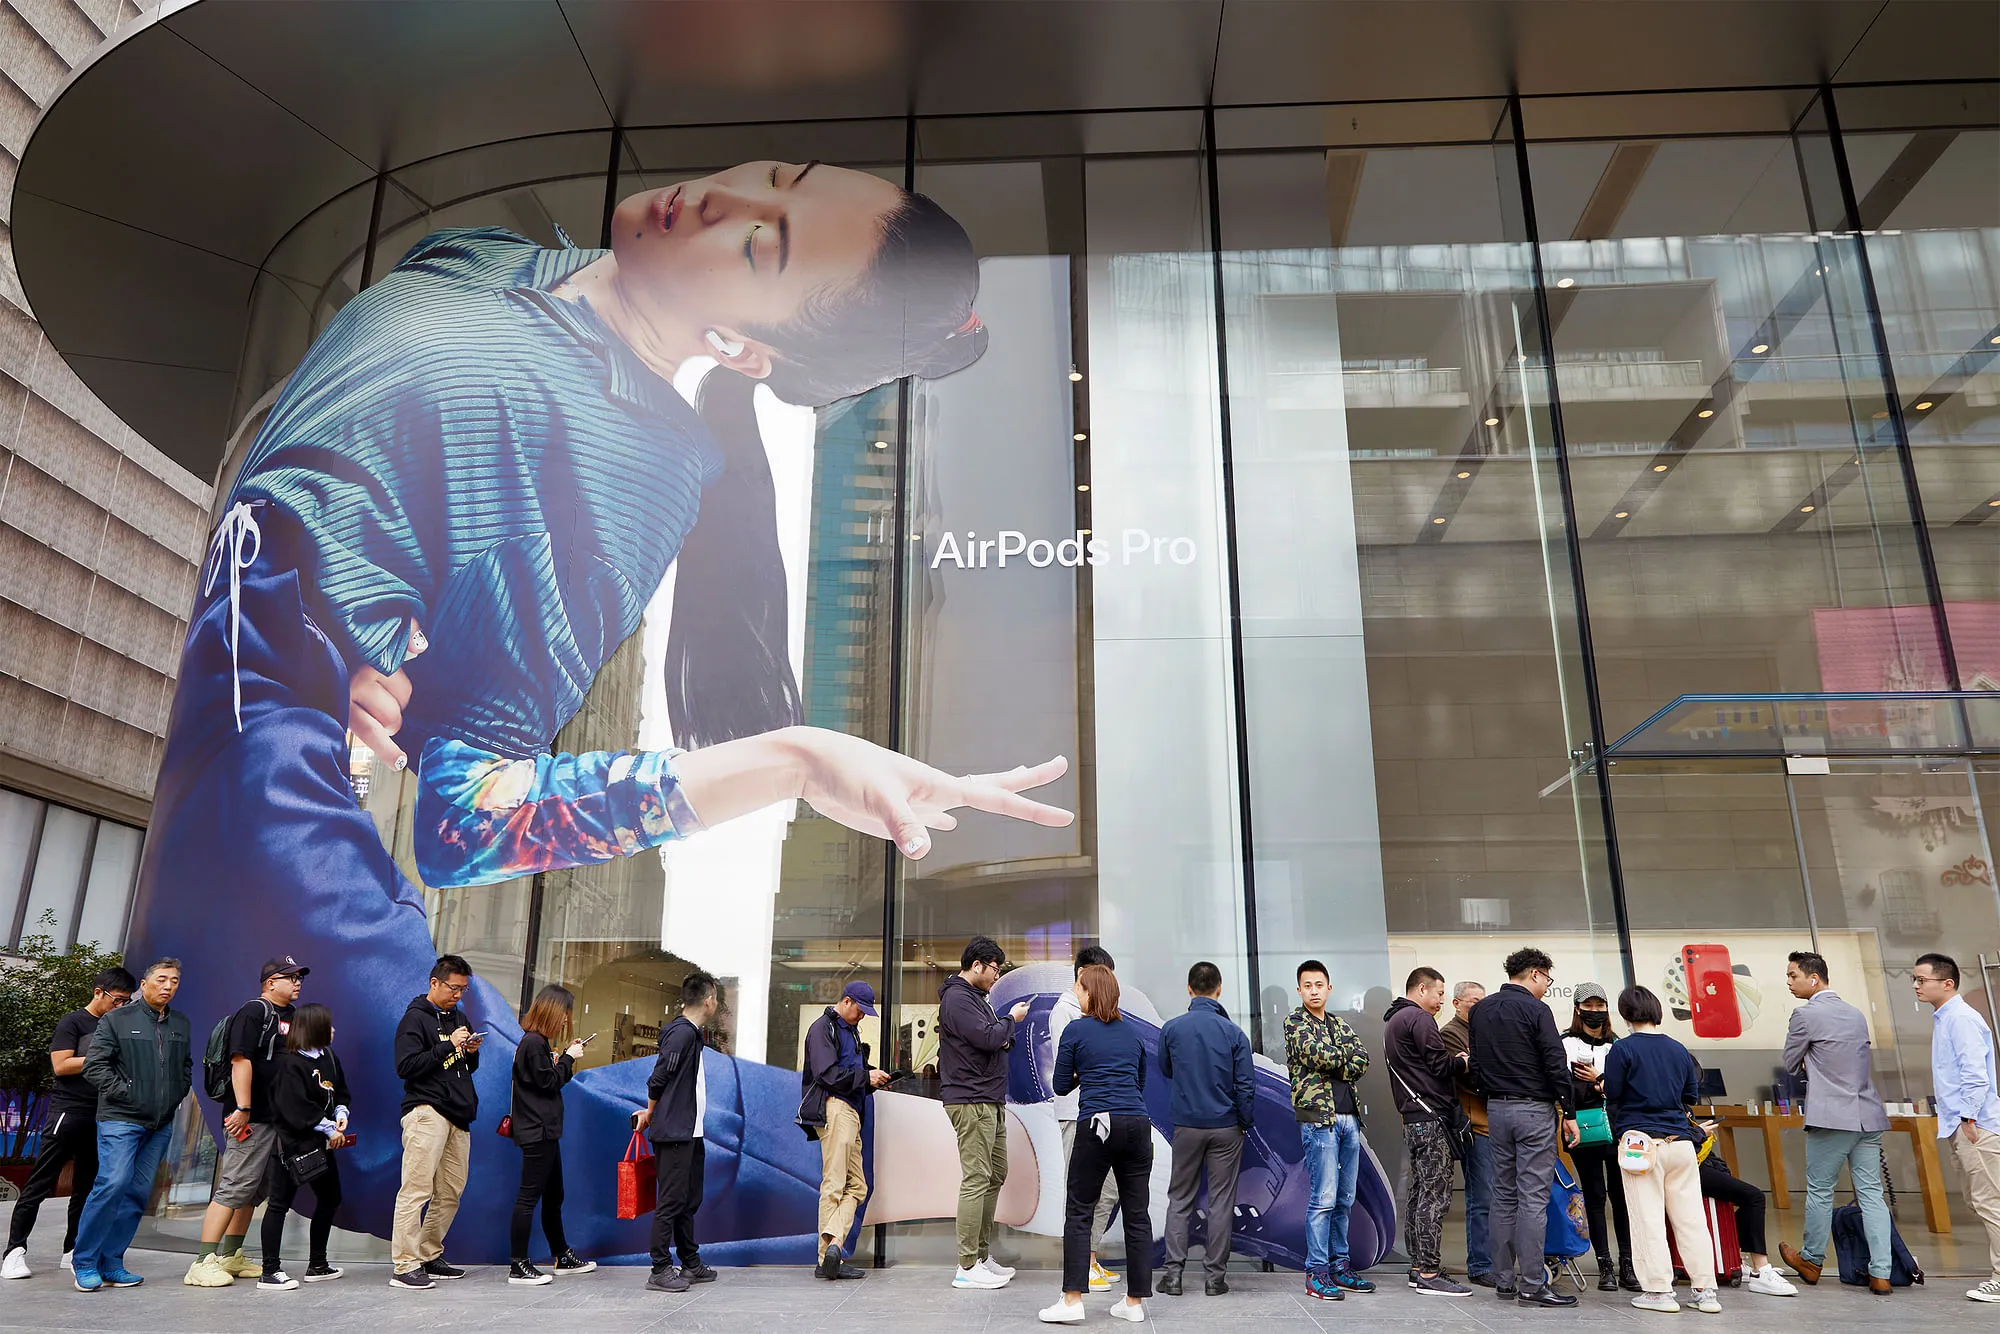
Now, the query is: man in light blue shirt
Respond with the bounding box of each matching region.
[1913,953,2000,1303]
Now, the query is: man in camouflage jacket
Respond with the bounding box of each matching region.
[1284,959,1374,1299]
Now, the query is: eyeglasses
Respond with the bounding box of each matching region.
[1532,970,1553,986]
[438,980,468,996]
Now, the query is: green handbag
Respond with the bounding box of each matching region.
[1574,1106,1613,1148]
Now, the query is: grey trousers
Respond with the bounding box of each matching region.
[1163,1125,1244,1276]
[1487,1099,1559,1291]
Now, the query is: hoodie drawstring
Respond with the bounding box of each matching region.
[202,501,264,733]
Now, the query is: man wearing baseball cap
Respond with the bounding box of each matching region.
[185,955,306,1288]
[799,980,891,1281]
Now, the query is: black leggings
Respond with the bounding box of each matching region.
[1699,1159,1766,1258]
[1571,1141,1632,1262]
[512,1139,569,1261]
[261,1154,341,1269]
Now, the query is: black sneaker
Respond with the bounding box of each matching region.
[1495,1282,1518,1299]
[508,1260,552,1287]
[1517,1285,1580,1308]
[1598,1260,1619,1292]
[421,1258,467,1280]
[1620,1256,1642,1292]
[389,1267,434,1291]
[1158,1265,1184,1297]
[258,1270,299,1291]
[816,1244,844,1281]
[1411,1272,1472,1296]
[551,1250,597,1275]
[1468,1272,1498,1288]
[681,1260,717,1283]
[646,1266,690,1293]
[832,1261,868,1280]
[302,1261,343,1282]
[1205,1275,1229,1296]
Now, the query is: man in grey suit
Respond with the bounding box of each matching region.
[1776,950,1894,1293]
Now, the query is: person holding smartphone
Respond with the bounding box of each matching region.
[507,984,595,1286]
[1561,983,1635,1293]
[258,1002,349,1290]
[390,955,482,1291]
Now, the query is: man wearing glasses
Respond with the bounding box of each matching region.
[1468,948,1580,1309]
[1911,954,2000,1303]
[390,954,483,1291]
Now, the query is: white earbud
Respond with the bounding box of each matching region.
[704,330,745,358]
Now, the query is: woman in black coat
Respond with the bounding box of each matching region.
[259,1002,349,1289]
[509,984,593,1285]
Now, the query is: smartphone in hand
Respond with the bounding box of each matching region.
[579,1032,598,1047]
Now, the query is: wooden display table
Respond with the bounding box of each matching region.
[1694,1104,1950,1234]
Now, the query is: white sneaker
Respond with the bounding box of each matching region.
[60,1251,73,1272]
[1689,1287,1721,1313]
[1632,1291,1681,1313]
[1108,1298,1147,1323]
[1,1248,28,1281]
[954,1264,1009,1289]
[1038,1296,1087,1323]
[1745,1265,1797,1297]
[978,1256,1017,1281]
[183,1254,234,1287]
[1969,1277,2000,1303]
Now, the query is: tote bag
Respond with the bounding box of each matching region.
[616,1130,656,1220]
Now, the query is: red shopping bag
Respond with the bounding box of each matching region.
[617,1130,656,1220]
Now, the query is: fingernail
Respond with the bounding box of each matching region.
[903,836,927,857]
[394,755,408,772]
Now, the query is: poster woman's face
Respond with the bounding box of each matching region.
[610,160,901,350]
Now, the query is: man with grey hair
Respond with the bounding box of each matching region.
[1439,980,1492,1286]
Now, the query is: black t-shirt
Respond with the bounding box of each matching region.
[49,1008,102,1115]
[225,999,297,1121]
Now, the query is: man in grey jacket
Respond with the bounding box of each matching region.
[1777,950,1894,1292]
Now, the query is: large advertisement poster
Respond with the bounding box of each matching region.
[128,163,1390,1266]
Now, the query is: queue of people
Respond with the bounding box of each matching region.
[6,939,1997,1312]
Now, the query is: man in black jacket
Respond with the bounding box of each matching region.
[800,980,890,1281]
[639,970,721,1293]
[1468,947,1579,1309]
[389,954,481,1292]
[938,935,1030,1289]
[1384,966,1471,1297]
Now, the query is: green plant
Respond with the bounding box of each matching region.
[0,912,123,1095]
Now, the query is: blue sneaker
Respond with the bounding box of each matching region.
[1305,1269,1346,1302]
[1333,1265,1376,1293]
[74,1268,103,1292]
[102,1267,145,1287]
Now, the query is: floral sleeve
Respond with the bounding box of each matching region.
[412,736,705,889]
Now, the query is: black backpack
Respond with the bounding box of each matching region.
[1830,1202,1924,1286]
[203,1000,275,1104]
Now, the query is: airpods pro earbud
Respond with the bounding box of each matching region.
[704,330,745,358]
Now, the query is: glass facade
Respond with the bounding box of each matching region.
[188,81,1999,1263]
[0,784,144,953]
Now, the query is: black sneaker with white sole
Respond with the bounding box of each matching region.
[259,1270,299,1291]
[422,1258,467,1280]
[389,1267,435,1291]
[302,1261,343,1282]
[551,1250,597,1275]
[508,1260,552,1287]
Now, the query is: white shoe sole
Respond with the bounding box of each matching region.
[954,1273,1009,1289]
[1108,1304,1147,1323]
[552,1262,598,1276]
[259,1280,300,1291]
[301,1269,343,1282]
[1968,1290,2000,1303]
[1038,1305,1086,1324]
[508,1276,554,1286]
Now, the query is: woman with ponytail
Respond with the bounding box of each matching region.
[129,161,1068,1260]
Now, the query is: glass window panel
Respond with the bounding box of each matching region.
[75,819,142,951]
[19,805,93,947]
[0,789,42,948]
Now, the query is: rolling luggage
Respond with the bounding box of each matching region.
[1668,1197,1743,1287]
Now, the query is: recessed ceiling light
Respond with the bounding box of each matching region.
[1484,416,1500,426]
[1457,470,1471,479]
[1074,432,1087,442]
[1800,504,1815,513]
[1914,401,1933,410]
[1614,511,1630,519]
[1653,464,1669,472]
[872,440,889,449]
[1069,367,1083,382]
[1751,343,1769,354]
[1872,411,1889,419]
[1556,278,1574,289]
[1077,484,1090,493]
[1991,335,2000,345]
[1432,517,1447,525]
[1697,409,1714,419]
[1989,498,2000,507]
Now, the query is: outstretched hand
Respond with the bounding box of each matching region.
[791,731,1073,859]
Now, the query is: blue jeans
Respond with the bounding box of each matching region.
[1302,1115,1362,1273]
[1802,1128,1892,1279]
[1463,1129,1493,1277]
[72,1120,173,1275]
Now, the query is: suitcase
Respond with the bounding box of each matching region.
[1668,1197,1742,1287]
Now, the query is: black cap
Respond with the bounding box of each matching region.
[260,955,310,983]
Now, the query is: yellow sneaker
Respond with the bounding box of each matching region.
[1089,1259,1117,1292]
[217,1251,263,1279]
[182,1254,234,1287]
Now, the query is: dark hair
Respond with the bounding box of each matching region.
[667,191,984,750]
[287,1002,334,1052]
[1505,948,1554,980]
[1405,966,1444,994]
[961,935,1006,972]
[1787,951,1830,984]
[1617,985,1664,1026]
[681,971,720,1009]
[1915,952,1960,987]
[521,984,575,1042]
[1297,959,1329,985]
[143,956,181,977]
[1568,1000,1617,1041]
[1075,946,1116,977]
[1078,964,1121,1023]
[1188,961,1223,996]
[94,966,137,994]
[431,954,472,984]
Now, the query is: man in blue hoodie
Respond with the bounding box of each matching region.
[1157,961,1255,1297]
